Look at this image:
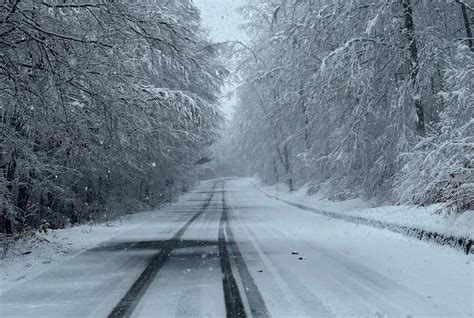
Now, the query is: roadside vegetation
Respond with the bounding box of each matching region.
[227,0,473,214]
[0,0,226,238]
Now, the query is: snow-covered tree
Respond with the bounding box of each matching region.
[0,0,226,233]
[231,0,473,212]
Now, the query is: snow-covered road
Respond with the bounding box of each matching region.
[1,178,473,317]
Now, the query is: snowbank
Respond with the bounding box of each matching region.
[253,179,474,254]
[0,211,159,292]
[0,187,197,293]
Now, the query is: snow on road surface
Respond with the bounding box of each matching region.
[1,178,473,317]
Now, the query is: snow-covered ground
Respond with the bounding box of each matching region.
[257,179,474,240]
[227,178,474,317]
[1,178,473,317]
[1,221,132,292]
[0,196,193,293]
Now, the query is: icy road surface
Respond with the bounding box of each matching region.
[1,178,473,317]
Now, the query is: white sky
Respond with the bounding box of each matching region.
[193,0,248,118]
[193,0,247,43]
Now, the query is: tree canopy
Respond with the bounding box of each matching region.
[0,0,226,233]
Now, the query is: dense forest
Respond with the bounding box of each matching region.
[0,0,225,234]
[1,0,473,238]
[227,0,473,213]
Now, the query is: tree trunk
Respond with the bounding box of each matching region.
[272,157,280,185]
[402,0,425,136]
[460,2,473,51]
[299,86,311,150]
[2,158,17,234]
[283,142,294,192]
[17,182,31,231]
[0,210,13,235]
[139,179,144,201]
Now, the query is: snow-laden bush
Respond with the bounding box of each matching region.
[395,45,473,213]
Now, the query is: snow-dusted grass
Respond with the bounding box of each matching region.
[0,184,201,294]
[0,211,159,293]
[254,178,473,248]
[0,181,218,294]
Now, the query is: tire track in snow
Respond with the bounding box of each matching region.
[108,184,216,318]
[219,183,269,318]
